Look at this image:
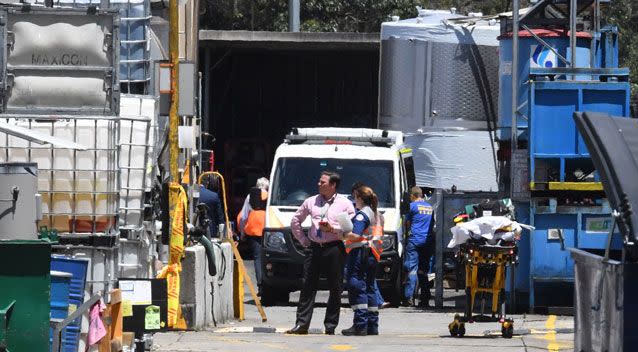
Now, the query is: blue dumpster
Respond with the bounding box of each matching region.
[51,255,89,352]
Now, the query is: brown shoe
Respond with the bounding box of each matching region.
[285,325,308,335]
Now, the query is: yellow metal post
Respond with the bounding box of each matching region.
[168,0,180,181]
[233,258,245,320]
[197,171,267,322]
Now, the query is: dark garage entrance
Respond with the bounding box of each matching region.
[199,31,380,216]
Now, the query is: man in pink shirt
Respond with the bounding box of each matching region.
[286,171,355,335]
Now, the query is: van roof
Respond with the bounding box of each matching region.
[286,127,404,146]
[274,143,400,161]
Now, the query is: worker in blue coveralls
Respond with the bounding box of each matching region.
[402,186,435,308]
[342,186,384,336]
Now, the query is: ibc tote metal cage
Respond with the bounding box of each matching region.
[24,0,153,94]
[0,116,120,236]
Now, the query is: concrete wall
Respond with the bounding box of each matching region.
[180,242,234,329]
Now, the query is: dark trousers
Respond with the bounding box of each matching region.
[345,247,379,331]
[295,241,346,331]
[245,236,263,290]
[403,240,435,300]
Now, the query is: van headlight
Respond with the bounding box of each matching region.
[381,234,395,251]
[264,231,288,253]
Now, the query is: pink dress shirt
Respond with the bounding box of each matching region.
[291,193,356,247]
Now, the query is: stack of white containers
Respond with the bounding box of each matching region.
[1,118,119,234]
[25,0,152,91]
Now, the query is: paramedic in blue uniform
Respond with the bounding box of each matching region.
[342,186,383,336]
[348,182,388,307]
[402,186,435,307]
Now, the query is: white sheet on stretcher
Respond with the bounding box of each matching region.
[447,216,532,248]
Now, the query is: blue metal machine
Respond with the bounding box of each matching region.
[527,69,630,309]
[498,0,633,310]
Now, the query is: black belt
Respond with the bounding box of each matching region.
[310,240,342,248]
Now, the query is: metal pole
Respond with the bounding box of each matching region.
[288,0,300,32]
[198,71,203,174]
[169,0,180,181]
[591,0,600,69]
[522,24,571,66]
[510,0,519,198]
[434,189,444,309]
[570,0,577,77]
[203,48,211,140]
[604,211,620,262]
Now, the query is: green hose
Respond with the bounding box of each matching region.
[198,236,218,277]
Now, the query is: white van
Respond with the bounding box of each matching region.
[260,127,416,305]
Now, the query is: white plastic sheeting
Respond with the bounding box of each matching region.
[380,9,500,46]
[447,216,525,248]
[405,130,498,192]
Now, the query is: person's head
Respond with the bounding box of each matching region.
[202,174,220,193]
[351,181,365,198]
[354,186,378,213]
[410,186,423,201]
[255,177,269,191]
[318,171,340,198]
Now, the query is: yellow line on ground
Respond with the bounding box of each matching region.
[543,315,559,351]
[262,343,294,350]
[328,345,355,351]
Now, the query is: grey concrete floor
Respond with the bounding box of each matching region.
[152,260,574,351]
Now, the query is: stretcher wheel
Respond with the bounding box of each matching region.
[448,320,459,337]
[501,320,513,338]
[448,315,465,337]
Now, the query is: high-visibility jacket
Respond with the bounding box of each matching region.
[345,207,384,262]
[237,188,268,237]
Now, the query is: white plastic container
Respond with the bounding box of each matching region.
[0,117,118,234]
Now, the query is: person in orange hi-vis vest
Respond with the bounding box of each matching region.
[237,177,269,296]
[342,186,384,336]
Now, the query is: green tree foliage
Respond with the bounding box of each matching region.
[604,0,638,105]
[199,0,530,32]
[199,0,425,31]
[199,0,635,107]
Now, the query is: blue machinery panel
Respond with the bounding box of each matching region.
[526,70,630,309]
[529,71,631,186]
[529,202,623,309]
[498,31,594,139]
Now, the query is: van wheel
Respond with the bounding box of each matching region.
[260,285,289,306]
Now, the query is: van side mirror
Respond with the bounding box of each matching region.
[400,191,410,214]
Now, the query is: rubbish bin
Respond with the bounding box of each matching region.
[570,248,638,351]
[0,240,51,351]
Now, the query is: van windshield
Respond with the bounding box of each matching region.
[270,157,395,207]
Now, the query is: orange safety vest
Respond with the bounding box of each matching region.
[243,210,265,237]
[345,212,384,262]
[236,190,267,237]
